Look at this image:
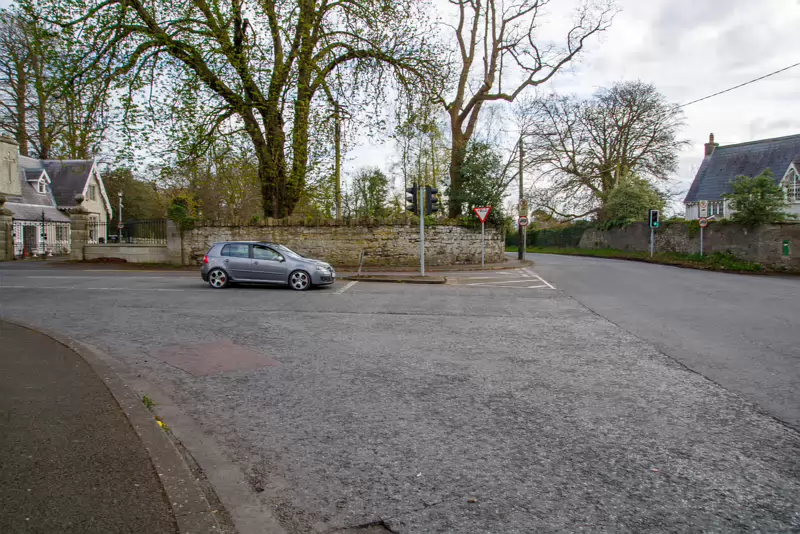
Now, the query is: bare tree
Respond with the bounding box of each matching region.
[0,10,31,155]
[521,81,688,220]
[0,4,113,160]
[439,0,614,217]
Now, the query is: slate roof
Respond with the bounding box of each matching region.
[5,203,69,222]
[684,133,800,202]
[42,160,94,208]
[4,165,70,222]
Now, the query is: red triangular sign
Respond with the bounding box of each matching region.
[473,206,492,223]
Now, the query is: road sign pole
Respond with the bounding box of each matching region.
[700,226,704,257]
[650,227,654,258]
[522,225,527,260]
[419,186,425,277]
[481,221,485,269]
[472,206,493,269]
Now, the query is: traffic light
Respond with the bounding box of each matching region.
[649,209,660,228]
[405,185,418,215]
[425,186,439,215]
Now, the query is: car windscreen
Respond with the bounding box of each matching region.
[275,245,303,258]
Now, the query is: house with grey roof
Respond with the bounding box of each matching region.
[684,133,800,220]
[0,136,113,257]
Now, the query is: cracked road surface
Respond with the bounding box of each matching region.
[1,262,798,532]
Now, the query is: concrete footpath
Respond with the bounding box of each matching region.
[0,321,177,534]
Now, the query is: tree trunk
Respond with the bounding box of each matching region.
[14,63,28,156]
[288,83,312,218]
[260,105,287,218]
[448,126,467,218]
[280,0,315,219]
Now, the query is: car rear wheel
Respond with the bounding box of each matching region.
[289,270,311,291]
[208,268,229,289]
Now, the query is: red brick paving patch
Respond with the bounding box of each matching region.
[153,339,278,377]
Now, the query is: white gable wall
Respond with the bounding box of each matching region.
[81,166,112,222]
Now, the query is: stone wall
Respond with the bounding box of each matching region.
[579,222,800,270]
[84,244,171,263]
[182,223,504,267]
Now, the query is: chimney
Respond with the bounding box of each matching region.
[704,133,719,158]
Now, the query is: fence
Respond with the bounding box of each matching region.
[13,220,71,257]
[89,219,167,245]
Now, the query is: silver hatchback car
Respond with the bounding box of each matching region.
[201,241,336,290]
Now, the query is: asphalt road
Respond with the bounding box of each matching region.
[0,262,798,532]
[0,320,176,534]
[529,253,800,429]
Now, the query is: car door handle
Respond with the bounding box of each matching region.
[223,259,229,264]
[253,261,259,265]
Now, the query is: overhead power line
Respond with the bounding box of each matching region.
[679,61,800,108]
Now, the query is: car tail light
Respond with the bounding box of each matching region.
[203,255,209,264]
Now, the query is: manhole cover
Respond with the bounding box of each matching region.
[153,339,278,377]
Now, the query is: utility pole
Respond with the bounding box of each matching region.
[518,137,525,260]
[334,100,342,223]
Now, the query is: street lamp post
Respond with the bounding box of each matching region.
[118,191,123,243]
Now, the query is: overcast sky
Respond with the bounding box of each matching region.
[3,0,798,206]
[348,0,800,206]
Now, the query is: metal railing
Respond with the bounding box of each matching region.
[90,219,167,245]
[88,220,109,244]
[13,220,71,257]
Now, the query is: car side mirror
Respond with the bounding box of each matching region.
[279,256,285,262]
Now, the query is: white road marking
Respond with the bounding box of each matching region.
[523,268,556,289]
[1,285,186,292]
[26,275,180,280]
[25,276,85,279]
[333,280,357,294]
[456,270,524,280]
[84,269,195,275]
[466,279,533,286]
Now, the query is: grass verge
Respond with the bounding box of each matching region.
[518,247,774,273]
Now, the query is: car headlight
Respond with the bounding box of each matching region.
[315,265,331,273]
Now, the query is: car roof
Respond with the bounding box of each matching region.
[213,241,279,246]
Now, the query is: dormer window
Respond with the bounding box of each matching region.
[37,178,46,194]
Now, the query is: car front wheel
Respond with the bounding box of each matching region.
[289,270,311,291]
[208,268,229,289]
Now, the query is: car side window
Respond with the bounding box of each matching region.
[221,243,250,258]
[253,245,283,261]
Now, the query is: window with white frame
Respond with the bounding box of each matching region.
[785,168,800,203]
[709,201,724,217]
[88,185,97,201]
[37,178,46,194]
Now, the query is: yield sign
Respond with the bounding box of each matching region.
[473,206,492,223]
